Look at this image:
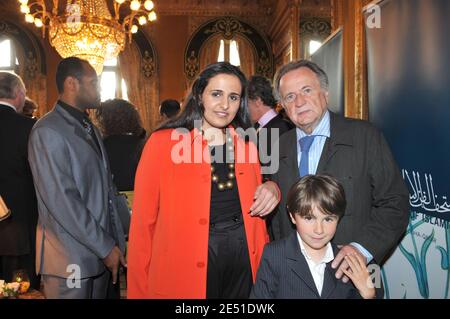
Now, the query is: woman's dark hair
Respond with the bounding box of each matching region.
[22,97,38,118]
[157,62,251,134]
[286,174,346,219]
[95,98,144,137]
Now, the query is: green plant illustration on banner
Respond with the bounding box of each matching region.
[382,218,425,299]
[436,228,450,299]
[398,220,434,299]
[381,267,390,299]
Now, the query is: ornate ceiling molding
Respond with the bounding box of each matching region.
[300,17,332,39]
[0,20,46,78]
[133,29,158,78]
[184,16,274,79]
[156,0,274,17]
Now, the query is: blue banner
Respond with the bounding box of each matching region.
[311,29,344,115]
[366,0,450,298]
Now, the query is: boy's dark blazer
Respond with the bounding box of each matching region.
[250,231,383,299]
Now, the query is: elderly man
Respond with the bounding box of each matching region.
[268,60,409,281]
[0,72,39,289]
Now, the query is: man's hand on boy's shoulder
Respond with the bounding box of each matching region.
[331,244,365,283]
[342,253,376,299]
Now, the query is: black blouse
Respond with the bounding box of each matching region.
[209,144,242,224]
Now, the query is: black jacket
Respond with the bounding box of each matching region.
[268,111,409,264]
[257,113,294,174]
[103,134,146,191]
[0,104,38,255]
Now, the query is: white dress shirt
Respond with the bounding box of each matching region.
[297,232,334,296]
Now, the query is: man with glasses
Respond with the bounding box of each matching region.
[268,60,409,283]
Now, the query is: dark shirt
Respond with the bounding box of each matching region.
[103,134,145,191]
[58,100,101,151]
[209,144,242,224]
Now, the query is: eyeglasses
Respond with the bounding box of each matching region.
[281,87,316,104]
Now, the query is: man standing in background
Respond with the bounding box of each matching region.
[247,75,293,173]
[0,72,39,289]
[28,57,126,299]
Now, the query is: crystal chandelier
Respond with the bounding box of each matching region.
[18,0,157,74]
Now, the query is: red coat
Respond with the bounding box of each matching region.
[127,128,269,298]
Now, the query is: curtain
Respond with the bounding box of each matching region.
[199,34,222,71]
[119,43,159,134]
[235,36,255,79]
[197,35,256,84]
[15,40,47,117]
[189,35,222,93]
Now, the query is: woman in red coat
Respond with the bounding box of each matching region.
[127,62,280,298]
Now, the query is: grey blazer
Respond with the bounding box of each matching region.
[250,232,381,299]
[28,104,126,279]
[268,111,409,264]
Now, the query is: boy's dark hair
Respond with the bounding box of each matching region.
[286,174,346,218]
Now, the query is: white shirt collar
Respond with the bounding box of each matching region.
[0,101,17,112]
[296,110,331,140]
[296,232,334,296]
[258,109,278,128]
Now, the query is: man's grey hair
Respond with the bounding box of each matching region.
[0,71,25,99]
[273,60,329,101]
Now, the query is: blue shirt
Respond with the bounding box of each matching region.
[296,111,330,174]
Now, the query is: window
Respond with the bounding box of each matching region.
[309,40,322,55]
[99,57,128,102]
[217,39,240,66]
[0,39,19,73]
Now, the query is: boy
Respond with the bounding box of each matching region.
[250,174,379,299]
